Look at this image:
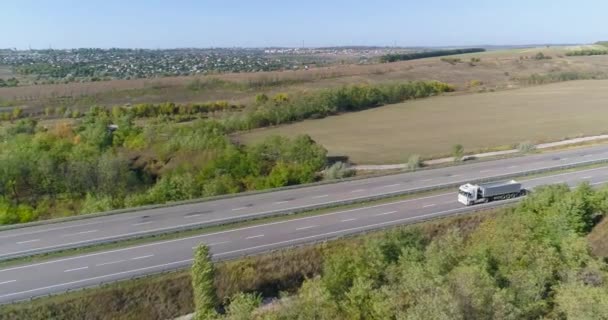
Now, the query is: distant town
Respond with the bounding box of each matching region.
[0,47,413,85]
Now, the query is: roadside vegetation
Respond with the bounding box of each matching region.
[192,183,608,319]
[0,80,452,224]
[5,183,608,319]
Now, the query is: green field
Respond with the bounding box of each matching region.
[239,80,608,164]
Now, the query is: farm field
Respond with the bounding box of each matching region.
[238,79,608,164]
[3,46,608,110]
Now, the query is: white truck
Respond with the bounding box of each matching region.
[458,180,526,206]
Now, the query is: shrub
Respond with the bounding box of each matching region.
[407,154,422,171]
[441,57,462,65]
[452,144,464,162]
[469,80,483,87]
[534,52,552,60]
[324,162,355,180]
[517,141,537,153]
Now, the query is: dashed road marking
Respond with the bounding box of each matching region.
[16,239,40,245]
[341,218,357,222]
[423,204,436,208]
[96,260,125,267]
[246,234,264,239]
[0,280,16,285]
[64,266,88,273]
[132,221,154,226]
[296,225,318,231]
[374,211,398,216]
[131,255,154,261]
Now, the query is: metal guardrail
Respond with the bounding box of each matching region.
[1,157,607,262]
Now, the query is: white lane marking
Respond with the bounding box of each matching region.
[374,211,398,216]
[274,201,289,205]
[6,164,608,272]
[64,266,88,273]
[592,180,608,186]
[423,204,436,208]
[508,165,519,169]
[480,169,492,173]
[584,154,592,157]
[421,179,433,182]
[380,184,400,188]
[132,221,153,226]
[131,255,154,261]
[295,225,318,231]
[312,195,329,199]
[16,239,40,245]
[184,214,202,219]
[231,207,248,211]
[341,218,357,222]
[78,230,98,235]
[214,205,475,258]
[62,230,99,237]
[0,280,16,285]
[350,189,366,193]
[561,158,568,161]
[96,260,125,267]
[0,260,194,300]
[246,234,264,239]
[582,176,592,179]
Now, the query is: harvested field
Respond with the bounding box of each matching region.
[238,80,608,164]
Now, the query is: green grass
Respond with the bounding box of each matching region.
[238,80,608,164]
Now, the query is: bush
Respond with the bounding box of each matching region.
[452,144,464,162]
[407,154,422,171]
[517,141,537,153]
[324,162,355,180]
[441,57,462,65]
[534,52,552,60]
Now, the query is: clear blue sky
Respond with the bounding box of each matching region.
[2,0,607,49]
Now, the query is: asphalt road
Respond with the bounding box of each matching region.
[1,166,607,304]
[2,145,608,261]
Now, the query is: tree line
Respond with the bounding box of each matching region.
[379,48,486,63]
[222,81,454,131]
[566,49,608,56]
[191,183,608,319]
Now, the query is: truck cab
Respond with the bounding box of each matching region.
[458,183,479,206]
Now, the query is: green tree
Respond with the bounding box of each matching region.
[192,245,218,320]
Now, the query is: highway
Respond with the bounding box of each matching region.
[1,145,608,260]
[0,165,607,304]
